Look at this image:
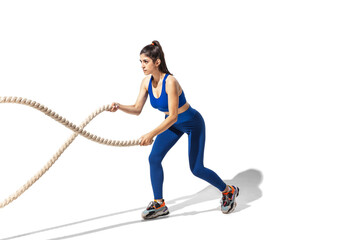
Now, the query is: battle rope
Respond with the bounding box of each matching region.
[0,96,141,208]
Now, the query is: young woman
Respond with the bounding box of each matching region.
[110,41,239,219]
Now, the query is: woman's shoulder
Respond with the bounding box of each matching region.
[141,75,152,89]
[165,74,182,93]
[165,74,179,85]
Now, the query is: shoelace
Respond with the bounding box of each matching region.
[147,201,163,210]
[221,188,234,206]
[147,201,156,210]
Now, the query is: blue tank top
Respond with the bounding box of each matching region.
[148,74,187,112]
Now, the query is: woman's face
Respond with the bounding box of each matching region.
[140,53,160,75]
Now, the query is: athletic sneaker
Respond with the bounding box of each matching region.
[142,200,169,220]
[221,185,239,214]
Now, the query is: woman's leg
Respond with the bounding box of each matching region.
[187,112,227,192]
[148,126,183,199]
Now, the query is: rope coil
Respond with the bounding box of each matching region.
[0,96,141,208]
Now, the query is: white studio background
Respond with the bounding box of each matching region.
[0,0,359,240]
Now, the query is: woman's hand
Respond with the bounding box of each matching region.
[139,132,155,146]
[109,102,119,112]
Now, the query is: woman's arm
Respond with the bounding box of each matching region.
[110,77,149,115]
[140,76,179,146]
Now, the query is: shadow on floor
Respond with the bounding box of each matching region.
[2,169,263,240]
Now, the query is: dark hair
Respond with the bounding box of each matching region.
[140,40,172,75]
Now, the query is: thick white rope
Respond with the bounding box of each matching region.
[0,96,141,208]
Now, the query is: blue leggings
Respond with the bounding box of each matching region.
[148,106,227,199]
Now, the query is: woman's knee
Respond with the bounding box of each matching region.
[190,165,206,178]
[149,152,163,166]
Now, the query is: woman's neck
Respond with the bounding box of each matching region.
[152,71,166,84]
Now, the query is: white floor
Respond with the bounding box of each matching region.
[1,1,359,239]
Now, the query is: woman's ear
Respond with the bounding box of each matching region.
[155,59,161,67]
